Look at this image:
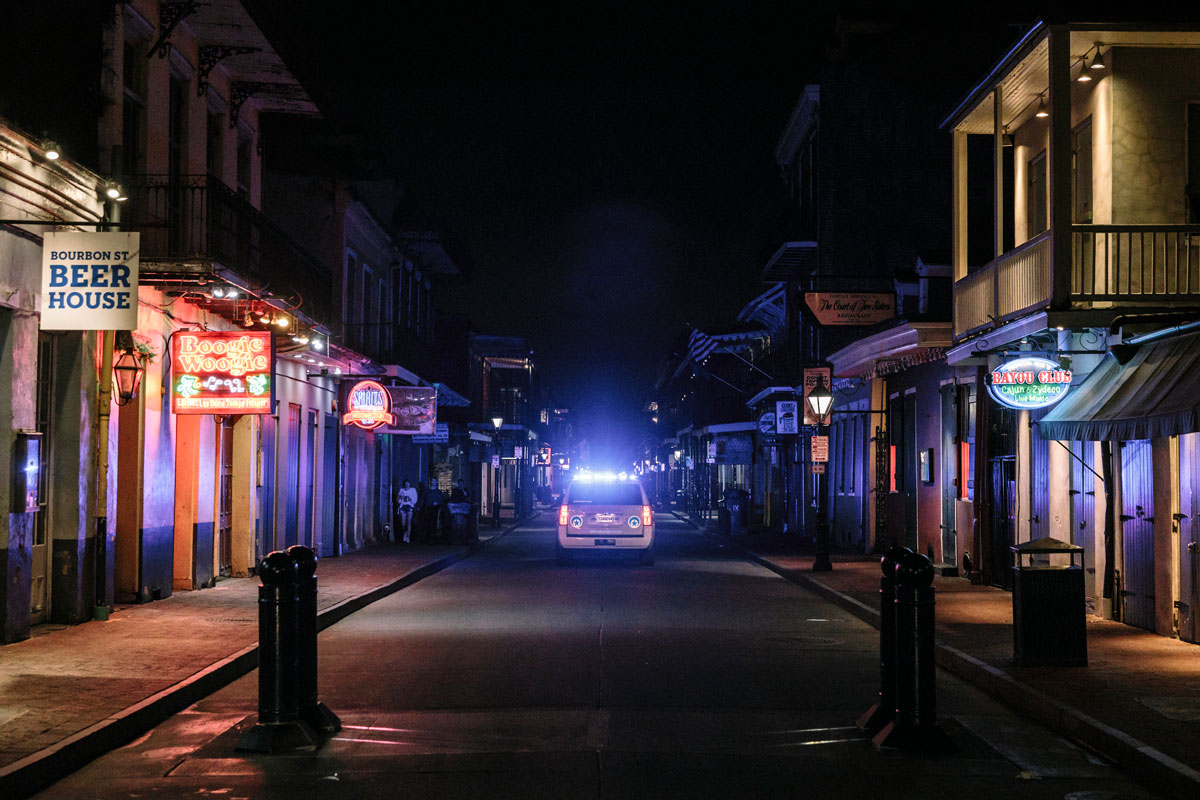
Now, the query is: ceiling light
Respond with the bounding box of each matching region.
[211,286,226,299]
[225,288,239,299]
[1088,44,1106,70]
[42,140,60,161]
[102,181,127,201]
[1075,60,1092,82]
[275,315,290,329]
[1035,93,1048,118]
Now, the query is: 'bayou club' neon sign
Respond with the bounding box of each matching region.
[171,331,274,415]
[987,356,1072,410]
[343,380,395,430]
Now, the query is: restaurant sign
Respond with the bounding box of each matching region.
[986,356,1072,410]
[41,231,140,330]
[343,380,395,430]
[804,292,895,326]
[171,331,274,414]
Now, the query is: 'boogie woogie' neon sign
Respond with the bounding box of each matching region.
[171,331,273,415]
[986,356,1072,410]
[342,380,396,430]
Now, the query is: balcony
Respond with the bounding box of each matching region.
[953,225,1200,340]
[124,174,333,324]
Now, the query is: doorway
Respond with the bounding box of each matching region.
[216,418,234,577]
[30,333,56,624]
[1179,432,1200,643]
[1119,440,1155,631]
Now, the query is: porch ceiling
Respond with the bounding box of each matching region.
[953,28,1200,135]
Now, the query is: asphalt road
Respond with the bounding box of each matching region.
[35,513,1164,799]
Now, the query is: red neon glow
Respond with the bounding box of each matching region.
[889,445,897,492]
[342,380,395,430]
[171,331,273,415]
[960,441,971,500]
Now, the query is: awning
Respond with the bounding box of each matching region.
[1038,331,1200,441]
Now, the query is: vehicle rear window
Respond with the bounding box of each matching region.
[567,482,644,505]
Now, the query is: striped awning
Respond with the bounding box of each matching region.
[1038,331,1200,441]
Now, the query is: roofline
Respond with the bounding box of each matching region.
[940,18,1047,131]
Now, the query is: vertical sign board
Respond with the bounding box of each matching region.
[41,231,139,330]
[811,435,829,462]
[171,331,274,414]
[776,400,799,434]
[802,367,832,425]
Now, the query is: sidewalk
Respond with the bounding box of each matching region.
[0,524,516,799]
[704,521,1200,800]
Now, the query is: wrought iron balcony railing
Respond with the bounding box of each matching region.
[124,174,334,324]
[953,225,1200,340]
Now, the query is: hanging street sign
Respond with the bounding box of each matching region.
[342,380,395,430]
[171,331,273,415]
[757,411,776,435]
[811,434,829,462]
[986,356,1072,410]
[413,422,450,443]
[386,386,438,434]
[41,231,140,330]
[804,292,895,326]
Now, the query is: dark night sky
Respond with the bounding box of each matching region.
[256,2,839,459]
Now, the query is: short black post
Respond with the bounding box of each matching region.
[857,545,911,734]
[872,551,952,752]
[287,545,341,736]
[236,550,318,754]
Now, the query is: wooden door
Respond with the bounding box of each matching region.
[1179,433,1200,643]
[1119,440,1156,630]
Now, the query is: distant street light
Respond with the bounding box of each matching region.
[492,416,503,528]
[806,375,834,572]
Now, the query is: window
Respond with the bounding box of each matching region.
[1072,119,1093,224]
[344,251,358,347]
[1027,151,1048,236]
[236,130,253,197]
[206,109,224,178]
[377,275,387,353]
[1188,104,1200,223]
[168,74,187,181]
[121,40,147,176]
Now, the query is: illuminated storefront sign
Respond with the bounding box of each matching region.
[171,331,273,414]
[342,380,395,430]
[388,386,437,434]
[987,356,1072,410]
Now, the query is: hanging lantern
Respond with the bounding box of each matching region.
[113,349,144,406]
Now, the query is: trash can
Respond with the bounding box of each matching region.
[447,502,472,545]
[1011,537,1087,666]
[723,488,749,536]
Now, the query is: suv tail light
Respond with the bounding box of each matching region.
[558,505,569,526]
[642,505,653,526]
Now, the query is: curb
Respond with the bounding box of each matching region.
[0,517,530,800]
[685,515,1200,800]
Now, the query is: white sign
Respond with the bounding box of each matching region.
[811,434,829,462]
[757,412,776,435]
[514,446,524,458]
[41,232,139,330]
[413,423,450,443]
[491,454,501,469]
[776,400,799,434]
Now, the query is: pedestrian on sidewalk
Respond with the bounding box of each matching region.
[396,479,418,543]
[450,478,470,502]
[416,478,444,541]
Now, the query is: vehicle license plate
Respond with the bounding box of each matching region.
[594,538,616,546]
[593,513,618,524]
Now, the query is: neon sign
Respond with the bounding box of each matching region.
[986,356,1072,410]
[171,331,273,414]
[342,380,395,430]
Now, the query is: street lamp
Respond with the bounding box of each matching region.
[112,349,145,406]
[491,416,503,528]
[806,376,834,572]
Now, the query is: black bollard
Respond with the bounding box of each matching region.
[872,551,953,752]
[236,550,318,754]
[286,545,341,735]
[857,545,912,734]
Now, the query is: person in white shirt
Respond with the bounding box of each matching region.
[396,479,418,543]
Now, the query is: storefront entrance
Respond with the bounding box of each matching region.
[216,419,234,577]
[30,333,56,624]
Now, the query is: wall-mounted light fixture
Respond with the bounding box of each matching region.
[113,349,145,406]
[1087,43,1106,71]
[100,181,127,202]
[1035,92,1049,118]
[42,140,61,161]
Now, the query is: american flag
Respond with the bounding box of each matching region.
[688,328,719,364]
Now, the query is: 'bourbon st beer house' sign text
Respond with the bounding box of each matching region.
[171,331,274,414]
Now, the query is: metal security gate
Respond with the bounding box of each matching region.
[874,426,889,547]
[1119,440,1155,631]
[939,385,958,569]
[216,419,234,576]
[302,410,316,549]
[1070,441,1099,611]
[1029,414,1050,540]
[1178,433,1199,643]
[31,333,56,624]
